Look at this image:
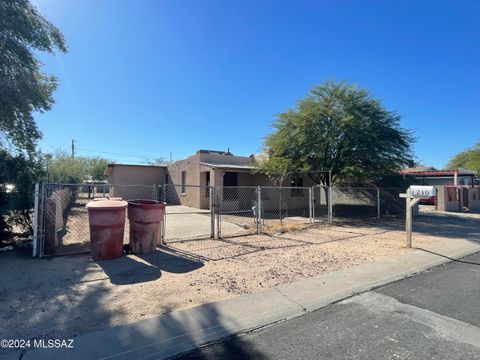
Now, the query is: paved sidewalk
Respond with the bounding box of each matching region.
[6,239,480,360]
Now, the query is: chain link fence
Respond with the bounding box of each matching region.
[218,186,258,238]
[313,185,330,223]
[332,187,379,220]
[37,183,157,256]
[34,183,408,258]
[260,187,312,234]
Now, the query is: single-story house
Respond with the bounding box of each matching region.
[104,149,317,209]
[400,166,477,186]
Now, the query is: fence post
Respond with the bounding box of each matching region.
[309,187,313,224]
[216,187,221,239]
[328,186,333,224]
[153,184,157,200]
[162,185,167,203]
[102,184,106,198]
[256,186,262,234]
[210,186,215,239]
[32,183,40,257]
[377,188,381,220]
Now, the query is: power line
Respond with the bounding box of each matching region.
[75,147,158,159]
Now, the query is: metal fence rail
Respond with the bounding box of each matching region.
[33,183,407,257]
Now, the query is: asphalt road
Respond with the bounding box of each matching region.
[174,252,480,360]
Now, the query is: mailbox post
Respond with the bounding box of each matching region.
[399,186,436,248]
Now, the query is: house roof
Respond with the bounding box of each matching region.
[400,168,476,176]
[197,149,233,155]
[401,166,436,174]
[199,162,255,170]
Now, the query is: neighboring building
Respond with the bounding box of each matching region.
[436,185,480,212]
[400,167,477,186]
[400,166,480,212]
[104,163,167,200]
[104,149,316,209]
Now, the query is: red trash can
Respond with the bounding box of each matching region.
[127,200,166,254]
[86,200,128,260]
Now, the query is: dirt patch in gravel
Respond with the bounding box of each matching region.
[1,209,479,343]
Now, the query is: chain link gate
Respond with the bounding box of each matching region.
[217,186,259,239]
[160,184,214,244]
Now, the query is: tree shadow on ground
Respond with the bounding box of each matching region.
[416,248,480,266]
[0,250,266,359]
[175,333,270,360]
[328,210,480,243]
[0,251,129,357]
[412,212,480,241]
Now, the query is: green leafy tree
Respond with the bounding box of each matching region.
[0,0,67,153]
[46,152,110,184]
[85,157,109,182]
[447,142,480,174]
[143,157,170,165]
[47,151,87,184]
[253,156,295,225]
[253,156,293,187]
[265,81,414,187]
[0,150,45,237]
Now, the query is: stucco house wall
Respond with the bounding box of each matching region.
[105,164,166,200]
[436,185,480,212]
[166,154,205,207]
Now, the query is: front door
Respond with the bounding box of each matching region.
[223,172,238,186]
[205,172,210,199]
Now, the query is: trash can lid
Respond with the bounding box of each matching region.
[128,199,166,209]
[86,200,128,209]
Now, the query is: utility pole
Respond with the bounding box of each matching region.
[71,139,75,158]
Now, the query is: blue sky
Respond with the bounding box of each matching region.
[34,0,479,167]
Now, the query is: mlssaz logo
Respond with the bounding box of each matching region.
[33,339,74,349]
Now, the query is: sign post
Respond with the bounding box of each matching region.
[399,186,435,248]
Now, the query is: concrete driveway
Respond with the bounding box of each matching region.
[164,205,253,241]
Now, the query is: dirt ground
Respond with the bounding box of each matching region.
[1,207,479,343]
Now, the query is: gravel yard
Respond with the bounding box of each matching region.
[1,207,479,345]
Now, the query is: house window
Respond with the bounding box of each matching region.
[181,171,186,194]
[291,176,303,197]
